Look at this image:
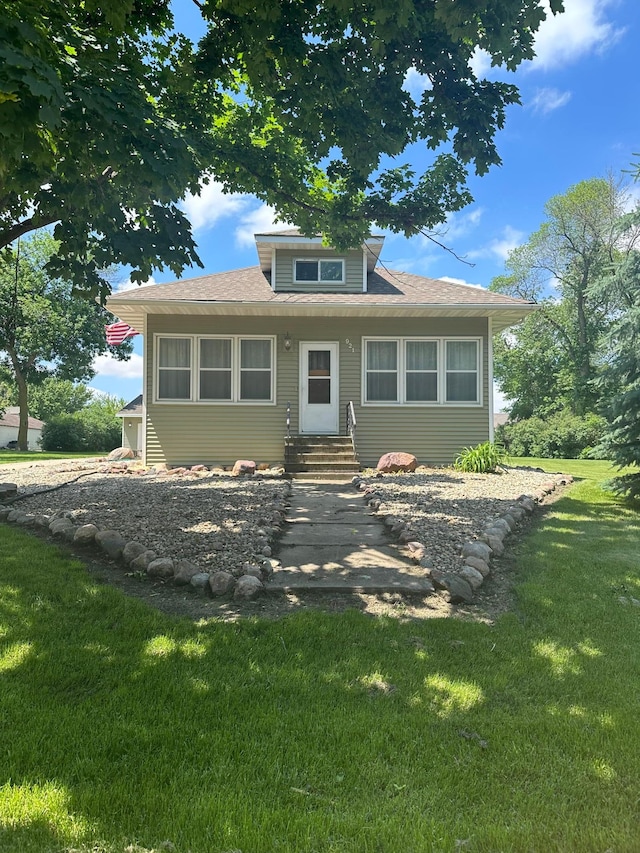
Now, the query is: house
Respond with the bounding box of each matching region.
[115,394,143,456]
[106,230,536,471]
[0,407,45,450]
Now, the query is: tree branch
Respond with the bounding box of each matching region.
[0,215,58,251]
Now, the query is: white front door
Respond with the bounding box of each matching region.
[300,342,339,434]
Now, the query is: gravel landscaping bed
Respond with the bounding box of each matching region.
[1,460,291,575]
[0,459,571,619]
[354,466,562,572]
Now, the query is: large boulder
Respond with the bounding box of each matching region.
[147,557,175,579]
[122,541,147,564]
[74,523,99,545]
[376,452,418,473]
[174,560,201,585]
[232,459,256,476]
[234,575,263,600]
[95,530,127,561]
[107,447,135,461]
[209,571,236,596]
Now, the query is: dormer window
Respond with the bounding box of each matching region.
[294,258,344,284]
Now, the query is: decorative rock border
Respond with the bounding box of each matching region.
[0,468,292,603]
[352,472,573,604]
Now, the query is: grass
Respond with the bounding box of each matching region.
[0,451,104,466]
[0,458,639,851]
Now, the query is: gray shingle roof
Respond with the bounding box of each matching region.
[109,266,530,307]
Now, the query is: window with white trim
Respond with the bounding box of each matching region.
[363,337,480,405]
[445,340,479,403]
[158,337,191,400]
[294,258,344,284]
[155,335,275,403]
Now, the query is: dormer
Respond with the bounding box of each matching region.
[254,229,385,293]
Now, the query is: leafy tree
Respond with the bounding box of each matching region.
[0,232,132,450]
[41,395,125,452]
[1,0,563,298]
[491,177,640,417]
[78,395,126,451]
[593,226,640,498]
[1,377,93,422]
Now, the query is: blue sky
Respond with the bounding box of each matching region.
[94,0,640,411]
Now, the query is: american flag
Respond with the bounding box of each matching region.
[105,321,140,346]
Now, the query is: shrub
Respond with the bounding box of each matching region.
[454,441,507,473]
[497,410,607,459]
[41,408,122,452]
[41,414,87,452]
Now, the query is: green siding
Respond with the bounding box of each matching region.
[274,248,364,292]
[144,315,490,467]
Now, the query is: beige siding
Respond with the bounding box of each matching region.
[122,419,142,453]
[274,248,364,292]
[145,315,490,467]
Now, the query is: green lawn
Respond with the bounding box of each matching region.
[0,451,105,466]
[0,459,639,852]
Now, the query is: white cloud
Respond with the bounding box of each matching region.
[469,225,525,262]
[234,204,289,248]
[181,178,248,232]
[527,0,625,71]
[440,275,484,290]
[92,353,144,380]
[470,48,493,78]
[114,275,157,294]
[442,207,484,242]
[403,67,432,101]
[87,386,109,399]
[530,87,572,115]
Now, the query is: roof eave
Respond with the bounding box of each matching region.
[106,299,538,335]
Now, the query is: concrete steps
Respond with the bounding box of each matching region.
[285,434,359,476]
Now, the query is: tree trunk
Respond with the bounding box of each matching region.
[15,367,29,452]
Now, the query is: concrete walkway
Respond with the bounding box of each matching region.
[270,481,434,594]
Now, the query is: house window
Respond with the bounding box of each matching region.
[363,337,481,405]
[294,258,344,284]
[445,340,479,402]
[158,337,191,400]
[365,340,398,402]
[199,338,232,400]
[240,339,272,400]
[156,335,274,403]
[405,340,438,402]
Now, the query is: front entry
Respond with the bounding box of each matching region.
[299,342,339,434]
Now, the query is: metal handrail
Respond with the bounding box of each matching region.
[286,400,291,440]
[346,400,357,450]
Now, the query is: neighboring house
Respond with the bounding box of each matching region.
[494,412,510,431]
[106,230,536,469]
[0,407,44,450]
[115,394,143,456]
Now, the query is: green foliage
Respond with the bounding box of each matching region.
[498,411,607,459]
[592,230,640,500]
[39,414,87,452]
[40,395,124,451]
[491,176,640,419]
[0,234,131,449]
[1,0,564,297]
[454,441,507,473]
[2,377,93,421]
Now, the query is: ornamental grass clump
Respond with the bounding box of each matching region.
[454,441,507,473]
